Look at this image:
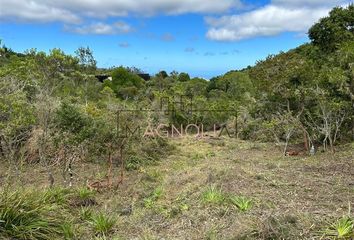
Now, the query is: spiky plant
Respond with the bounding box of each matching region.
[77,187,95,200]
[89,212,116,235]
[0,189,63,239]
[229,196,252,212]
[201,185,225,205]
[61,222,75,239]
[324,216,354,238]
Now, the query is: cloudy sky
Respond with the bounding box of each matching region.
[0,0,351,78]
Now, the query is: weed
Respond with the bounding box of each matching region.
[323,216,353,238]
[179,203,189,211]
[206,151,216,157]
[0,189,63,239]
[89,212,116,235]
[80,207,93,221]
[201,185,225,205]
[61,222,75,239]
[77,187,95,200]
[71,187,97,207]
[229,195,252,211]
[143,186,163,208]
[44,186,71,205]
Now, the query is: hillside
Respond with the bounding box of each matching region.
[0,4,353,240]
[1,137,353,239]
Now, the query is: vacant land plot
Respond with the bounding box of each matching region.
[1,138,353,239]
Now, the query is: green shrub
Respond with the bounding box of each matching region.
[70,187,97,207]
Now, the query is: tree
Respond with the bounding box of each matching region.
[178,72,190,82]
[75,46,97,73]
[109,67,145,99]
[305,86,350,153]
[157,70,168,79]
[309,5,354,52]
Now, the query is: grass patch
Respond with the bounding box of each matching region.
[71,187,97,207]
[80,206,93,221]
[0,188,65,240]
[201,185,225,205]
[89,212,116,236]
[61,221,75,239]
[229,195,253,212]
[144,186,164,208]
[43,186,72,205]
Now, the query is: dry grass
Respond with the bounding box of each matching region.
[0,137,353,239]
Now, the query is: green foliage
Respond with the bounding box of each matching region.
[61,222,76,240]
[229,196,252,212]
[80,207,93,221]
[43,187,72,205]
[324,216,354,238]
[89,212,116,235]
[177,72,190,82]
[0,189,64,240]
[75,46,97,72]
[309,5,354,52]
[157,70,168,79]
[77,187,95,201]
[144,186,164,208]
[201,185,225,205]
[0,80,35,162]
[110,67,145,99]
[56,101,94,145]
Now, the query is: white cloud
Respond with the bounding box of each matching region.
[114,21,133,33]
[206,1,351,41]
[271,0,348,7]
[0,0,80,23]
[65,21,132,35]
[0,0,242,23]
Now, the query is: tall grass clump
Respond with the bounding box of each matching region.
[89,212,116,236]
[43,186,72,205]
[72,187,97,207]
[0,188,64,239]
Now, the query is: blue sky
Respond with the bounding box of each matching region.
[0,0,351,78]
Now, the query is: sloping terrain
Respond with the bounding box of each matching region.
[1,138,353,239]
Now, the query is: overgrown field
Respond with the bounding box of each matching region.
[1,137,353,239]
